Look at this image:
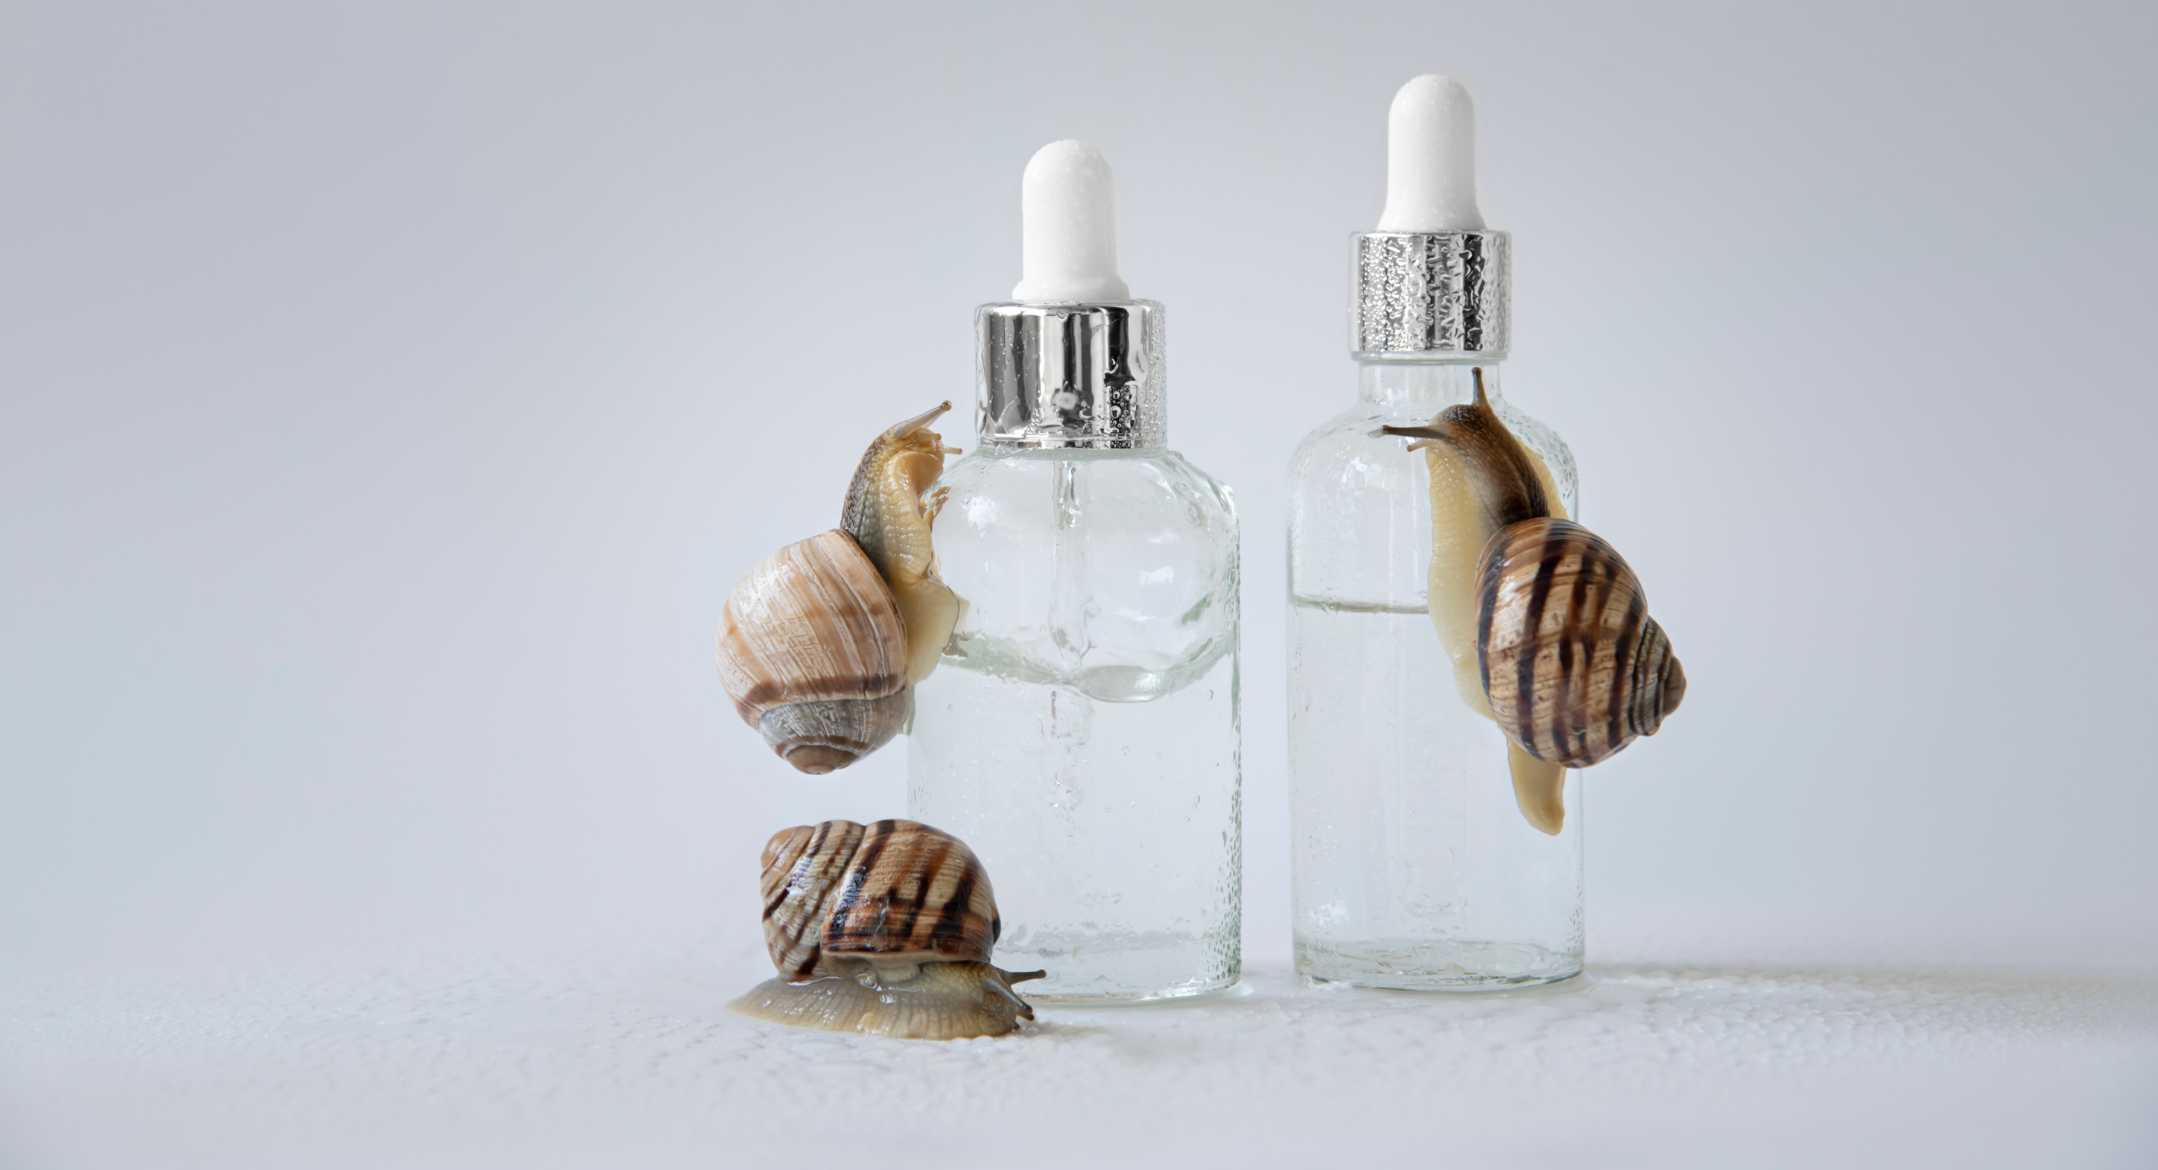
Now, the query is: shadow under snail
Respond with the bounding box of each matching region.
[715,403,962,773]
[732,819,1045,1039]
[1381,370,1685,835]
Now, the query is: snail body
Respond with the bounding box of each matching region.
[841,402,963,686]
[1384,373,1565,719]
[732,959,1036,1039]
[716,403,960,773]
[734,819,1044,1040]
[1381,370,1683,833]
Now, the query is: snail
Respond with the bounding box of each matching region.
[716,403,962,773]
[732,819,1045,1039]
[1381,370,1684,834]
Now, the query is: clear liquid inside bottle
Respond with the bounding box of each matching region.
[909,446,1242,1002]
[1287,360,1582,989]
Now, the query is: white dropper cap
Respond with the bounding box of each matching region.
[1354,75,1509,357]
[1376,74,1486,232]
[1013,140,1131,303]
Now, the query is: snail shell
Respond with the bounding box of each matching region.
[716,531,910,774]
[757,818,1002,977]
[734,819,1044,1040]
[1477,518,1686,769]
[714,402,960,773]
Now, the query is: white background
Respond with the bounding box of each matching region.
[4,1,2155,1166]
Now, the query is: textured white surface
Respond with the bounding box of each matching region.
[6,935,2153,1169]
[5,3,2158,1168]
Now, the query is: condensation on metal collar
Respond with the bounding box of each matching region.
[976,301,1166,449]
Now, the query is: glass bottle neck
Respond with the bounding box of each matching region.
[1356,360,1504,411]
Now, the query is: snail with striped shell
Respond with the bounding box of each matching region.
[732,819,1046,1039]
[716,403,962,773]
[1382,370,1685,834]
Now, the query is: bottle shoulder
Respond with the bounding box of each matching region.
[1490,402,1577,504]
[1160,449,1238,523]
[1289,398,1577,504]
[925,445,1240,702]
[938,446,1237,529]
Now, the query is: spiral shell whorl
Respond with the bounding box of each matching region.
[1477,518,1685,769]
[716,531,909,774]
[759,819,1002,981]
[1628,615,1685,739]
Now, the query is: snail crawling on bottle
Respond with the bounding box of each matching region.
[715,403,962,773]
[1382,370,1685,835]
[733,819,1046,1039]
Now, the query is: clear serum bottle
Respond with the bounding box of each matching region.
[1287,77,1582,988]
[908,142,1242,1002]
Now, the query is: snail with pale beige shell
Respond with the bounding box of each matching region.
[1382,369,1685,835]
[733,818,1045,1039]
[715,402,961,773]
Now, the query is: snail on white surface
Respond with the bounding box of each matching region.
[1382,370,1684,834]
[733,819,1045,1039]
[715,403,961,773]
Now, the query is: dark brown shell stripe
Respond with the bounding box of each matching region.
[1478,518,1662,769]
[757,819,999,982]
[1514,522,1567,756]
[1628,618,1674,738]
[761,819,866,979]
[1603,590,1645,760]
[824,821,996,962]
[1475,536,1506,700]
[760,826,814,896]
[1577,523,1637,765]
[1560,533,1612,762]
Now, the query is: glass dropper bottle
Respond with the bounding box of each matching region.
[909,142,1243,1003]
[1286,76,1582,989]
